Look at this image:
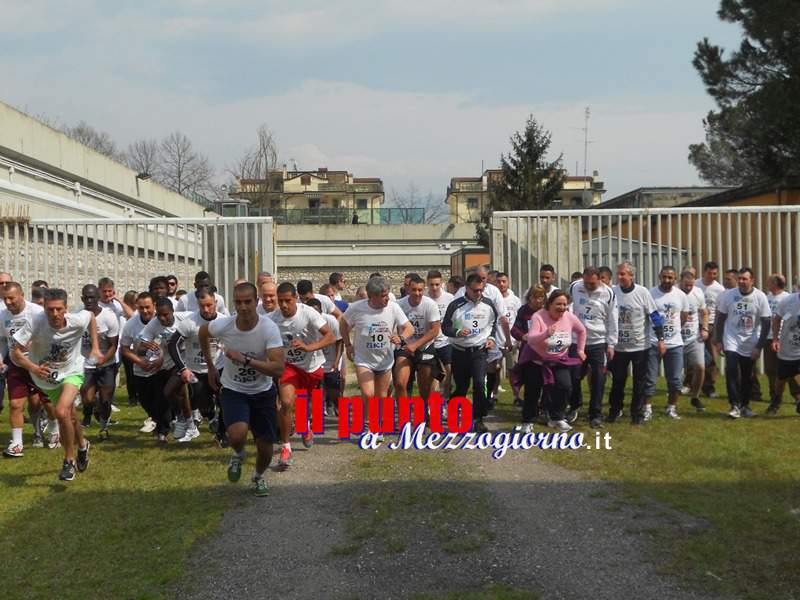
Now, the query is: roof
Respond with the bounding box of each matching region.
[600,186,732,208]
[679,176,800,207]
[353,177,382,183]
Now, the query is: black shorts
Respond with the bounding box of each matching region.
[84,362,119,389]
[394,346,438,367]
[187,372,218,412]
[323,371,342,391]
[434,345,452,365]
[220,386,279,442]
[777,357,800,381]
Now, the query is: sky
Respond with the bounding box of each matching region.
[0,0,742,202]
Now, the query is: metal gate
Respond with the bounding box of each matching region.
[492,206,800,292]
[0,217,275,301]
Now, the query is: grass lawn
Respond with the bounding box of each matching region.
[0,391,241,600]
[492,376,800,600]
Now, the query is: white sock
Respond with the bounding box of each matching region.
[252,469,264,481]
[11,428,23,446]
[282,442,291,450]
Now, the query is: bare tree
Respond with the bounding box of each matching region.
[387,182,448,224]
[227,124,279,206]
[62,121,121,160]
[159,131,215,197]
[124,138,161,178]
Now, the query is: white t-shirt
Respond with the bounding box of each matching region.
[613,284,658,353]
[14,310,92,390]
[717,287,771,356]
[695,279,725,325]
[207,315,284,394]
[314,294,337,315]
[177,292,228,315]
[140,311,193,371]
[776,293,800,361]
[343,299,409,371]
[100,298,127,362]
[320,313,342,373]
[680,286,706,345]
[767,291,790,340]
[0,301,44,359]
[499,291,523,347]
[80,307,120,365]
[397,295,441,351]
[568,281,618,347]
[120,313,155,378]
[268,303,328,373]
[174,312,225,373]
[426,291,454,349]
[649,286,689,348]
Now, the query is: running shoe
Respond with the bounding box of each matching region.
[547,419,573,432]
[177,424,200,443]
[76,441,90,472]
[643,405,652,422]
[157,433,168,444]
[252,475,270,497]
[59,459,76,481]
[172,418,188,441]
[690,397,706,412]
[740,406,757,418]
[47,432,61,449]
[31,435,44,448]
[208,415,220,434]
[110,404,120,413]
[3,442,23,457]
[706,391,720,399]
[227,454,243,482]
[472,419,489,434]
[278,446,293,471]
[515,423,535,434]
[665,405,681,420]
[301,427,314,449]
[98,424,110,442]
[728,405,741,419]
[192,409,202,425]
[590,417,604,428]
[139,418,156,433]
[566,408,579,424]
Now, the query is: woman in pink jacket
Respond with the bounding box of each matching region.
[527,290,587,432]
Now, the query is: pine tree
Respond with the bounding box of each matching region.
[476,116,565,247]
[689,0,800,185]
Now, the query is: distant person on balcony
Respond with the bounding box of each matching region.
[351,211,359,225]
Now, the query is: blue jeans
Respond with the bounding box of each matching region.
[645,345,683,397]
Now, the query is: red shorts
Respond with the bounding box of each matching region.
[279,364,323,391]
[5,364,41,400]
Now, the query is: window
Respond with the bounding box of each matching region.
[309,198,320,210]
[467,197,479,209]
[301,174,311,186]
[571,196,582,207]
[357,198,368,210]
[333,198,341,208]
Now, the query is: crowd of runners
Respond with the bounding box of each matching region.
[1,259,799,493]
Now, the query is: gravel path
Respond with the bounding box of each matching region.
[175,423,736,600]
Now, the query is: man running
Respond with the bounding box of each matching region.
[496,272,522,405]
[341,276,412,438]
[200,282,285,497]
[78,284,120,439]
[307,298,343,417]
[568,266,618,428]
[120,293,159,435]
[0,282,54,456]
[764,274,799,414]
[715,267,771,418]
[12,289,101,481]
[644,266,688,420]
[138,298,193,441]
[269,282,335,468]
[168,289,227,444]
[608,262,664,424]
[178,271,228,314]
[679,269,709,412]
[297,279,342,318]
[695,261,725,398]
[426,270,454,399]
[394,274,441,401]
[257,282,278,316]
[769,285,800,416]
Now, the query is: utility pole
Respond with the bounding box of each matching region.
[582,106,590,198]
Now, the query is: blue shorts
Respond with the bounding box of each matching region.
[220,386,279,442]
[434,345,452,365]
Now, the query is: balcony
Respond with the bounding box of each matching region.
[248,207,426,225]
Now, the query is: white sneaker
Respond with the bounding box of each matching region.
[173,418,189,440]
[497,385,506,393]
[643,405,653,422]
[110,404,120,413]
[547,419,572,432]
[3,442,23,457]
[665,405,681,420]
[728,405,741,419]
[139,418,156,433]
[47,432,61,449]
[177,424,200,443]
[516,423,535,434]
[192,409,202,425]
[680,386,690,395]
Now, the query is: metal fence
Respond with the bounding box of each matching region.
[0,217,275,302]
[249,207,426,225]
[492,206,800,292]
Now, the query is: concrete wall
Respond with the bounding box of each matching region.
[0,101,212,218]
